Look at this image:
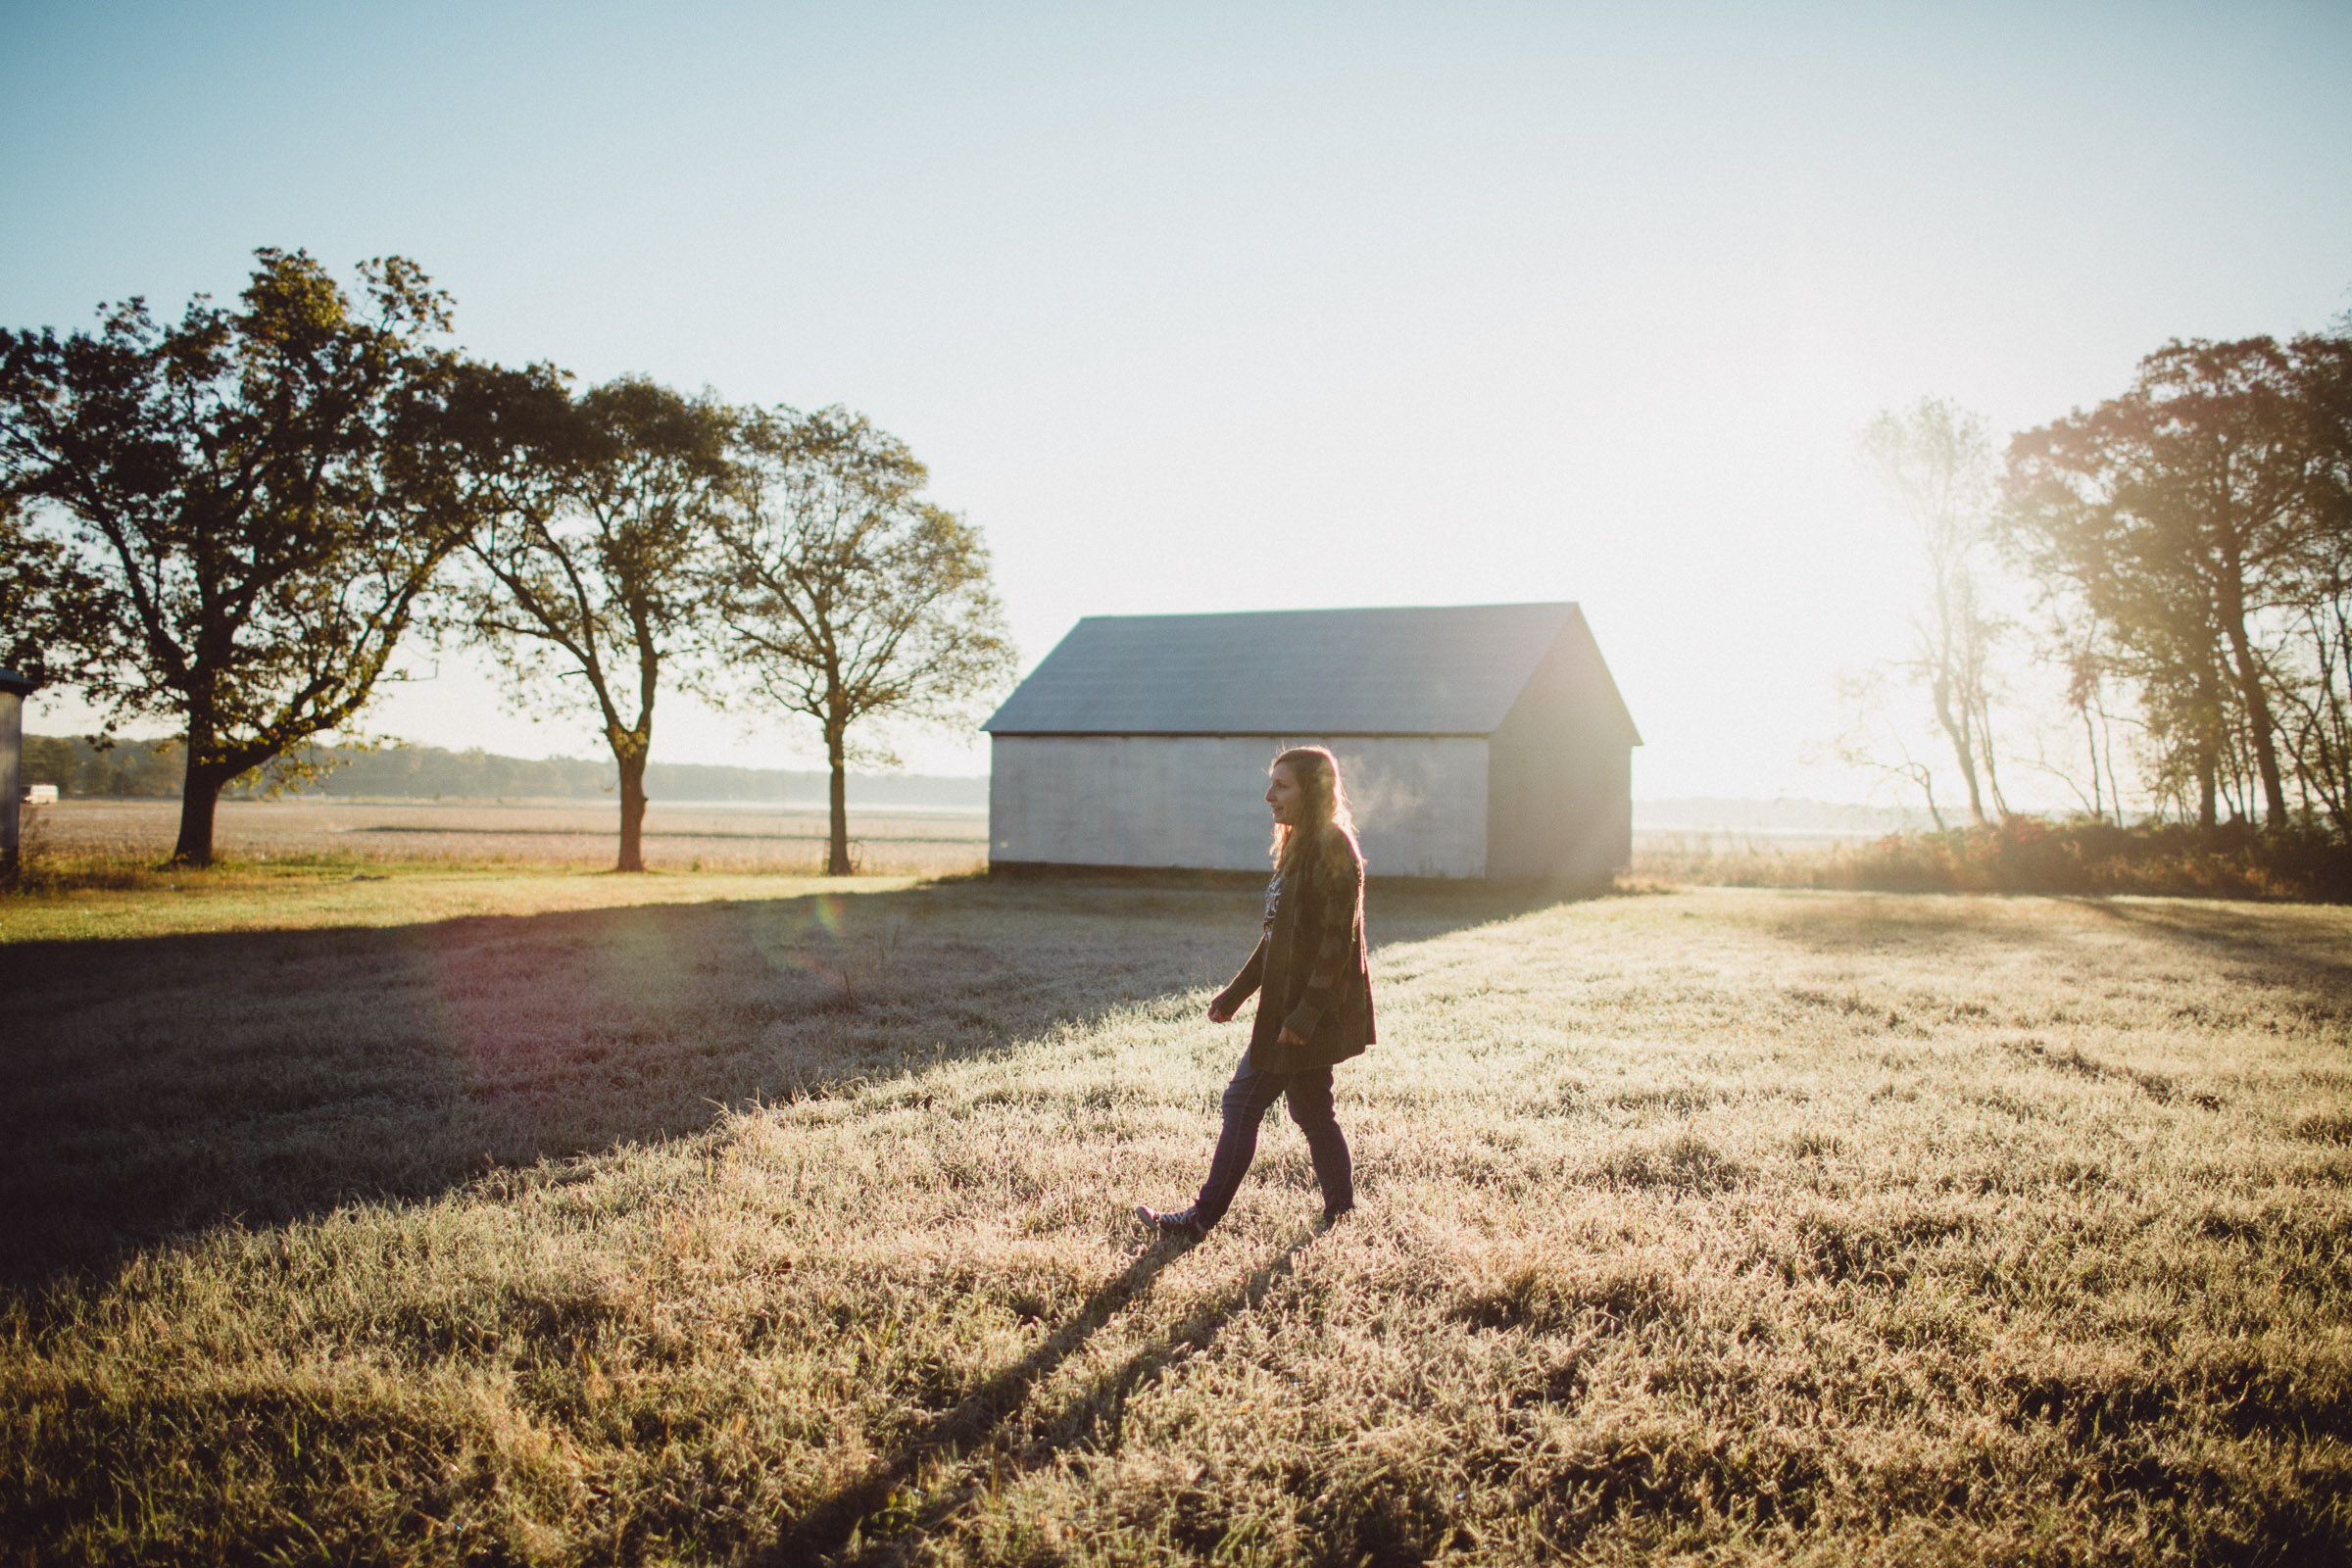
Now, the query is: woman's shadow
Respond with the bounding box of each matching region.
[768,1221,1327,1565]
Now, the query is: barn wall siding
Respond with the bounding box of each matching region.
[989,735,1489,877]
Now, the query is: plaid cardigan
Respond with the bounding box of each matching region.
[1211,823,1376,1074]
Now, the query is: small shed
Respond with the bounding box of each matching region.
[981,603,1640,881]
[0,666,33,875]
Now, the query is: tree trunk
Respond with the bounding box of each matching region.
[826,722,852,876]
[1975,699,2009,817]
[615,749,648,872]
[172,718,225,866]
[2101,707,2125,828]
[2219,608,2291,825]
[2080,705,2106,822]
[1930,672,1987,824]
[2192,651,2223,829]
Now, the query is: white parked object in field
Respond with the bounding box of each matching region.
[982,603,1641,882]
[24,783,58,805]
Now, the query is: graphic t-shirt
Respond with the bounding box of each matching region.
[1262,871,1282,935]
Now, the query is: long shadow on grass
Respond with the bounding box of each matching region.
[1751,894,2085,954]
[1756,889,2352,1022]
[0,877,1566,1289]
[2061,896,2352,1018]
[778,1227,1321,1566]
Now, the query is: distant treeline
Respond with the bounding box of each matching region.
[1740,817,2352,904]
[20,736,986,808]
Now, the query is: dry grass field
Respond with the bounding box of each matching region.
[18,798,992,876]
[4,870,2351,1565]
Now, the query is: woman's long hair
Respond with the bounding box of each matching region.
[1269,745,1361,872]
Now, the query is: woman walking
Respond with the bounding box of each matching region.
[1139,745,1375,1240]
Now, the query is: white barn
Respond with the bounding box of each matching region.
[982,603,1641,882]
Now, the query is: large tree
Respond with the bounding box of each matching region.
[2003,338,2320,827]
[0,249,468,863]
[705,407,1015,875]
[1861,396,2006,824]
[448,373,731,872]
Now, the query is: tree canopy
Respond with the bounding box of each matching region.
[2002,337,2336,828]
[705,407,1015,874]
[1861,397,2005,825]
[444,372,734,872]
[0,248,469,863]
[1,251,1026,875]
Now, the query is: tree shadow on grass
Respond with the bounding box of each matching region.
[1745,891,2086,953]
[0,877,1565,1290]
[1744,887,2352,1022]
[2059,896,2352,1016]
[774,1224,1324,1567]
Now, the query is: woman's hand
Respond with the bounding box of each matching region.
[1207,1001,1235,1023]
[1277,1026,1305,1047]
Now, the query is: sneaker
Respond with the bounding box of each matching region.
[1136,1203,1207,1241]
[1320,1202,1355,1228]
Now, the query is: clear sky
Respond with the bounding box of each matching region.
[6,1,2349,799]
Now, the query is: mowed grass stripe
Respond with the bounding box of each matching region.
[3,885,2349,1564]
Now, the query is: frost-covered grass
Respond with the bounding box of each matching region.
[8,796,990,895]
[4,883,2349,1564]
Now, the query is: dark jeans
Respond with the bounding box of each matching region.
[1192,1052,1354,1227]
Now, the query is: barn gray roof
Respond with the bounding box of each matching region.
[983,602,1637,738]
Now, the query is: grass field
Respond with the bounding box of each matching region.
[17,798,993,876]
[4,866,2351,1564]
[0,858,929,946]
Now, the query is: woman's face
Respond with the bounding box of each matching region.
[1266,762,1306,826]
